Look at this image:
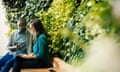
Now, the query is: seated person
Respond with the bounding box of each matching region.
[12,19,52,72]
[0,18,32,72]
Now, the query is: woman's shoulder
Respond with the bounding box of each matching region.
[38,33,47,39]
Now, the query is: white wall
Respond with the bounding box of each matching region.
[0,1,8,56]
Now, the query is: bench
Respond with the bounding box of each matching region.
[20,57,72,72]
[20,57,60,72]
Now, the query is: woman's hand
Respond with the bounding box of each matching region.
[28,53,34,56]
[20,53,36,59]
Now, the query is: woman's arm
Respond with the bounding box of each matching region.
[20,34,48,59]
[20,53,36,59]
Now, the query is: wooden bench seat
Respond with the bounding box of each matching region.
[21,68,51,72]
[17,57,71,72]
[20,57,59,72]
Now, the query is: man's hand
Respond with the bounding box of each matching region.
[16,44,21,48]
[8,43,21,51]
[8,45,17,50]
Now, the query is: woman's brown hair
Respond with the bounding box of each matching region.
[30,19,47,37]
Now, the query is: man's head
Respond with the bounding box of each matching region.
[17,18,26,33]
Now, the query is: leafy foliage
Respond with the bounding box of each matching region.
[22,0,53,24]
[3,0,52,28]
[3,0,25,28]
[36,0,78,59]
[3,0,113,63]
[37,0,113,63]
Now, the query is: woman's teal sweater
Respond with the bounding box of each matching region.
[33,33,48,60]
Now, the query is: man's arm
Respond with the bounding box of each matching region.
[6,31,18,50]
[7,45,20,50]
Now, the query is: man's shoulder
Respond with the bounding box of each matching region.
[10,30,18,35]
[25,30,32,37]
[25,30,30,34]
[10,30,29,35]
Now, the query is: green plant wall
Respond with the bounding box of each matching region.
[3,0,114,64]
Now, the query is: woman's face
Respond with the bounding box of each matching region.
[29,24,36,36]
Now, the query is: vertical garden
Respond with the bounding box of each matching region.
[2,0,115,65]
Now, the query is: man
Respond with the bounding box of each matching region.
[0,18,32,72]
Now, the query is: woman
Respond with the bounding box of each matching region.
[12,19,52,72]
